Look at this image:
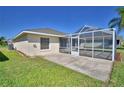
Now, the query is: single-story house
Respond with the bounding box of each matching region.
[13,25,116,61]
[13,28,66,56]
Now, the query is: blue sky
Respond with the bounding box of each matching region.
[0,6,124,39]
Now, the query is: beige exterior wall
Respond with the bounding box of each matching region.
[13,33,60,56]
[13,34,31,55]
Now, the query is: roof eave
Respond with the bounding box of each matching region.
[14,31,66,40]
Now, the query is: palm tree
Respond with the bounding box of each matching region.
[108,8,124,33]
[117,8,124,27]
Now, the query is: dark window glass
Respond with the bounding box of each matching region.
[60,38,68,48]
[40,38,49,49]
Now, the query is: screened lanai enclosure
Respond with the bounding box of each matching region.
[59,26,116,61]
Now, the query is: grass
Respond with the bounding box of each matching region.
[0,48,102,87]
[1,47,124,87]
[109,47,124,86]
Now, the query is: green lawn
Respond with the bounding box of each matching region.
[0,48,102,87]
[1,47,124,87]
[109,48,124,87]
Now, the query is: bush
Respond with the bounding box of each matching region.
[0,41,7,46]
[0,36,7,47]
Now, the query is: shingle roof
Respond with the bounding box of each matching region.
[24,28,66,35]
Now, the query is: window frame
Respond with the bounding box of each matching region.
[40,37,50,50]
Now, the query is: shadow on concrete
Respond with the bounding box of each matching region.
[0,51,9,62]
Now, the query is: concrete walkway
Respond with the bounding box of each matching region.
[43,53,113,82]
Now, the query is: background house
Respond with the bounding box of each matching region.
[116,36,124,48]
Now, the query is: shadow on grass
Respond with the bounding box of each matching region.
[117,47,124,50]
[0,51,9,62]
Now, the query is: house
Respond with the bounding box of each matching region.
[13,25,116,61]
[116,36,124,48]
[13,28,66,56]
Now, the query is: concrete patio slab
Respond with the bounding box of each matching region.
[43,53,113,81]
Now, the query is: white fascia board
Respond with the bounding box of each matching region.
[14,30,66,39]
[24,31,66,37]
[14,31,25,39]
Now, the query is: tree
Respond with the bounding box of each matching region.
[0,36,7,46]
[0,36,5,41]
[117,8,124,28]
[108,8,124,33]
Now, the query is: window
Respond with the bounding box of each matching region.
[60,38,68,48]
[40,38,49,49]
